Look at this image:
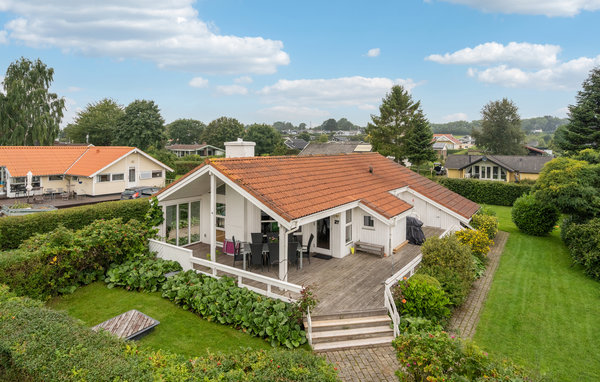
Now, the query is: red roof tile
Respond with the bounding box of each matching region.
[433,134,462,146]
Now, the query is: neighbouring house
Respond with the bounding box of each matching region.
[154,140,479,282]
[284,138,309,151]
[524,145,549,156]
[459,135,476,149]
[432,134,462,150]
[432,141,449,159]
[445,154,553,182]
[0,145,173,198]
[165,143,225,158]
[299,141,372,156]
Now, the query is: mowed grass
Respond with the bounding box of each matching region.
[47,282,272,357]
[474,206,600,381]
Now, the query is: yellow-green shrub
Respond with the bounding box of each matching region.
[455,229,493,261]
[470,213,498,240]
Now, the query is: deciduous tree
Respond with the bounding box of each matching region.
[201,117,244,148]
[473,98,525,155]
[166,118,205,144]
[113,100,166,150]
[0,57,65,145]
[244,123,282,155]
[63,98,123,145]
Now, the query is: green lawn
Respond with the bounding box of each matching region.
[474,206,600,381]
[47,282,272,357]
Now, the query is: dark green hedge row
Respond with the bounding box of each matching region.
[562,218,600,280]
[437,177,533,206]
[0,219,151,299]
[0,198,150,250]
[174,160,203,175]
[0,285,338,382]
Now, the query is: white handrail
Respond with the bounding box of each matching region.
[306,307,313,346]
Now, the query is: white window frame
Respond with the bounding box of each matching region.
[97,174,110,182]
[151,170,162,178]
[345,209,353,244]
[363,215,375,229]
[111,173,124,181]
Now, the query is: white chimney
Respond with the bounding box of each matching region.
[225,138,255,158]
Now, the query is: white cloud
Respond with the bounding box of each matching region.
[257,106,330,120]
[258,76,417,108]
[189,77,209,88]
[441,113,469,122]
[65,86,83,92]
[366,48,380,57]
[427,42,560,68]
[234,76,253,84]
[215,84,248,95]
[0,30,7,44]
[0,0,289,74]
[468,55,600,90]
[437,0,600,17]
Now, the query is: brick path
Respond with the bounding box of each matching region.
[324,346,399,382]
[447,231,509,338]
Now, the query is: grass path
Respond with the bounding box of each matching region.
[48,282,272,357]
[474,206,600,381]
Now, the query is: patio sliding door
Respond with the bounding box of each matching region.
[164,200,201,246]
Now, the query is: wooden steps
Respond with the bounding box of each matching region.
[308,309,394,352]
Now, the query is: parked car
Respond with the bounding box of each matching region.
[120,187,160,199]
[433,163,446,176]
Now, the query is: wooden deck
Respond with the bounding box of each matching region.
[92,309,159,340]
[185,226,444,315]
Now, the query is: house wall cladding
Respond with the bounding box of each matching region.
[398,191,461,229]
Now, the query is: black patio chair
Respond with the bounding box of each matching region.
[232,236,245,268]
[302,233,314,265]
[250,243,264,271]
[288,242,299,270]
[268,242,279,272]
[251,233,263,244]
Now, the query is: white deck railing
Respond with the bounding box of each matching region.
[384,225,461,337]
[149,239,194,271]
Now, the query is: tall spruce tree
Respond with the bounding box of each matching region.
[560,67,600,153]
[405,112,437,172]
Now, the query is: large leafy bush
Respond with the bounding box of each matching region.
[418,235,474,306]
[470,213,498,240]
[161,271,307,348]
[105,258,182,292]
[437,177,532,206]
[512,193,559,236]
[455,228,493,261]
[392,274,450,323]
[0,285,338,381]
[0,218,152,299]
[393,329,533,382]
[0,198,150,250]
[562,218,600,280]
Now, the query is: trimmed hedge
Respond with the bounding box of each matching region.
[0,285,339,382]
[174,160,204,175]
[562,218,600,280]
[437,177,532,206]
[0,219,151,299]
[0,198,151,250]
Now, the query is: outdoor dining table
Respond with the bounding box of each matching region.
[240,241,305,271]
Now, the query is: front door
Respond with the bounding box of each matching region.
[316,217,330,250]
[128,167,136,187]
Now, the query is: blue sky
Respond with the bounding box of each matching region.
[1,0,599,127]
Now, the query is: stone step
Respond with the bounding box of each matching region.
[312,335,395,352]
[310,315,391,332]
[309,308,388,322]
[311,325,393,344]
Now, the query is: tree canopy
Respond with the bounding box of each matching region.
[405,113,437,170]
[201,117,244,148]
[166,119,205,144]
[113,100,166,150]
[63,98,123,145]
[0,57,65,145]
[559,67,600,154]
[473,98,526,155]
[366,85,425,161]
[243,123,282,155]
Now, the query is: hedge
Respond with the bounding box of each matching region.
[174,160,204,175]
[0,219,152,299]
[437,177,533,206]
[562,218,600,280]
[0,198,151,250]
[0,285,339,382]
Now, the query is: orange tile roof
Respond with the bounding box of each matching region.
[0,146,135,177]
[159,152,479,222]
[433,134,462,145]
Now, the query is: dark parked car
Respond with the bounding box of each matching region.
[120,187,160,199]
[433,163,446,176]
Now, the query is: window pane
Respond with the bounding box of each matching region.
[217,184,226,195]
[216,217,225,229]
[346,209,352,223]
[190,201,201,243]
[493,167,498,179]
[345,224,352,243]
[216,203,226,216]
[166,205,177,245]
[179,203,189,245]
[112,173,124,181]
[152,170,162,178]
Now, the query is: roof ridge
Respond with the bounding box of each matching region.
[63,145,93,174]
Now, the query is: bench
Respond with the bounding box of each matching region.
[354,241,385,258]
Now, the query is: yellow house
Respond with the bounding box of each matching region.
[0,145,173,198]
[445,154,552,182]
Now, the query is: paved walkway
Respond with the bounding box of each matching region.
[324,346,399,382]
[447,231,509,338]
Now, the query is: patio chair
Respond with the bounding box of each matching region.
[295,234,303,245]
[250,243,264,271]
[251,233,263,244]
[268,242,279,271]
[288,242,299,270]
[232,236,246,268]
[302,234,314,265]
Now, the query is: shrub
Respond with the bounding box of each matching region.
[470,213,498,239]
[0,285,338,382]
[161,271,307,348]
[475,204,496,216]
[512,193,560,236]
[393,330,534,382]
[563,218,600,280]
[437,177,532,206]
[174,160,203,175]
[419,235,474,306]
[398,316,443,334]
[0,219,152,299]
[455,228,493,261]
[105,258,182,292]
[0,198,150,250]
[392,274,451,323]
